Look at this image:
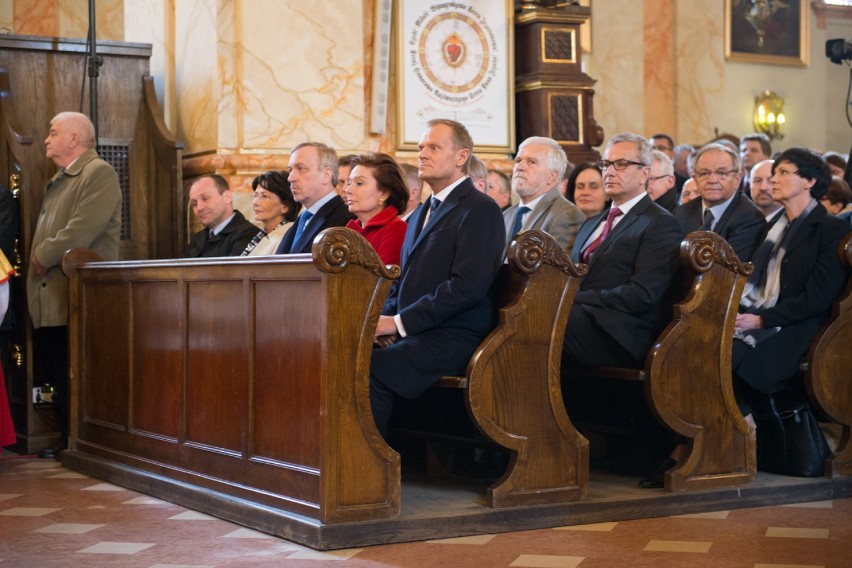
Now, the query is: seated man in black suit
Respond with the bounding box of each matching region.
[276,142,354,254]
[563,132,683,370]
[185,174,259,258]
[674,143,765,262]
[561,133,683,477]
[369,119,505,438]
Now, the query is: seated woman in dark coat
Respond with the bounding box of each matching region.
[732,148,849,418]
[343,153,409,265]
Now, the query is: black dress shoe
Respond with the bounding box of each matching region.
[639,457,676,488]
[37,443,66,460]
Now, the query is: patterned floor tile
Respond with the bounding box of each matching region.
[782,500,833,509]
[221,528,276,539]
[286,548,363,560]
[169,511,217,520]
[123,496,169,505]
[509,554,584,567]
[0,507,61,516]
[555,521,618,531]
[33,523,105,534]
[81,482,126,492]
[643,539,712,552]
[427,534,497,544]
[765,527,829,539]
[77,541,157,554]
[674,510,730,519]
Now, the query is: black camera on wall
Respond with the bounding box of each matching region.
[826,38,852,64]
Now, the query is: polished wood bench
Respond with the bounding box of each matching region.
[431,230,590,507]
[60,228,401,526]
[565,231,757,492]
[804,232,852,478]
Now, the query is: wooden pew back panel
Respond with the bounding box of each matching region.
[806,232,852,477]
[63,228,401,523]
[465,231,589,506]
[646,231,757,488]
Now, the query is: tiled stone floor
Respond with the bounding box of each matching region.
[1,455,850,567]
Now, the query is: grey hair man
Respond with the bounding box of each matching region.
[29,111,122,458]
[505,136,584,253]
[674,143,765,261]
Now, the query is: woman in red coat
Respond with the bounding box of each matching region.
[344,153,410,265]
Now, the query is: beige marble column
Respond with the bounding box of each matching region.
[643,0,675,137]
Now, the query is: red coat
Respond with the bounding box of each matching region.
[346,206,407,265]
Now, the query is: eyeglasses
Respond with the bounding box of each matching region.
[649,174,672,182]
[252,192,273,202]
[597,159,646,172]
[693,169,739,181]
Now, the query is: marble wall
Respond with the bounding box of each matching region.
[4,0,851,179]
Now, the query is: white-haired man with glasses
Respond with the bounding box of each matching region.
[561,132,683,482]
[674,143,765,262]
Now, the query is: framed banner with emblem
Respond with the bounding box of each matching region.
[396,0,515,153]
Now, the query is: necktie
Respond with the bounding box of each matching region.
[291,210,314,249]
[510,206,530,238]
[430,197,441,213]
[700,209,714,231]
[582,207,623,263]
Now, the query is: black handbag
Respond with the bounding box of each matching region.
[754,392,831,477]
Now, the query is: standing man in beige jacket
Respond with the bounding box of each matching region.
[28,111,122,458]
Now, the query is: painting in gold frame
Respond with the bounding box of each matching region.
[725,0,809,66]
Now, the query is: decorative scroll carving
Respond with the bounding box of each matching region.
[508,229,587,277]
[312,227,401,279]
[681,230,753,276]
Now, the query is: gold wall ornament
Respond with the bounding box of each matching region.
[753,90,786,141]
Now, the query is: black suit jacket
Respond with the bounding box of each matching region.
[655,187,679,213]
[371,178,505,399]
[674,191,765,261]
[733,204,849,391]
[570,195,683,362]
[185,211,258,258]
[276,194,354,254]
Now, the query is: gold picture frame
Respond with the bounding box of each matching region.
[725,0,809,66]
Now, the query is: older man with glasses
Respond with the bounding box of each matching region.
[561,132,683,482]
[674,143,765,262]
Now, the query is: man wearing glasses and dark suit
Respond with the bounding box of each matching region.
[561,132,684,480]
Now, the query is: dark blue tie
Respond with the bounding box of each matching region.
[291,210,314,249]
[430,197,441,213]
[510,206,530,237]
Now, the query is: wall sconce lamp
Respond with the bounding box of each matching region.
[753,90,785,141]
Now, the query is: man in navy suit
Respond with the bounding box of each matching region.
[276,142,353,254]
[369,119,505,438]
[674,143,765,262]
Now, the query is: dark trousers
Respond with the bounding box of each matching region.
[33,326,69,442]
